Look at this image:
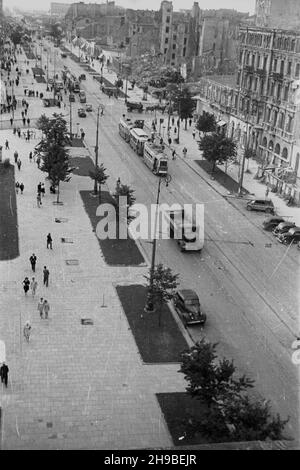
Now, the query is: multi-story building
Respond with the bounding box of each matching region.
[195,24,300,200]
[255,0,300,30]
[50,3,71,18]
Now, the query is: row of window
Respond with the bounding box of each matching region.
[239,74,291,102]
[240,30,299,53]
[242,51,300,78]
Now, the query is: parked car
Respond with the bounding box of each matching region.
[262,216,285,231]
[173,289,207,327]
[127,101,143,113]
[277,227,300,245]
[273,221,296,236]
[246,198,275,214]
[69,93,75,102]
[61,52,67,58]
[78,108,86,117]
[85,103,93,111]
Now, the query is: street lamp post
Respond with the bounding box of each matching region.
[69,94,73,140]
[94,105,100,194]
[144,176,170,313]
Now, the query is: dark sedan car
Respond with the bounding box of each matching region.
[246,198,275,214]
[173,289,207,327]
[273,221,296,236]
[262,216,285,231]
[278,227,300,245]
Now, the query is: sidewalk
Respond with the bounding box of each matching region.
[0,126,186,448]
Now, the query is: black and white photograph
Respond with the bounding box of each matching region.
[0,0,299,453]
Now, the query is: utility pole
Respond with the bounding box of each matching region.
[53,47,56,100]
[94,105,100,194]
[69,95,73,139]
[144,175,170,313]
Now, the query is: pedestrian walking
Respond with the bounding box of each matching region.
[183,147,187,158]
[36,156,41,169]
[174,127,177,135]
[29,253,37,272]
[24,108,27,116]
[41,183,45,197]
[13,126,16,135]
[46,233,53,250]
[19,182,24,194]
[172,149,176,160]
[15,181,20,193]
[171,117,175,126]
[21,110,24,118]
[5,139,9,149]
[43,300,50,319]
[27,118,30,127]
[168,137,172,146]
[22,117,26,126]
[189,118,192,127]
[23,321,31,342]
[10,117,13,126]
[43,266,49,287]
[17,128,21,138]
[37,298,44,319]
[29,151,33,162]
[116,177,121,189]
[30,277,38,297]
[192,130,196,139]
[265,186,270,198]
[23,277,30,295]
[0,362,9,387]
[81,131,85,140]
[13,150,18,163]
[17,158,21,171]
[37,192,42,207]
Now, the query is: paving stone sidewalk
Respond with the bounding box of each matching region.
[0,125,187,449]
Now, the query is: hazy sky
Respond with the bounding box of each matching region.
[7,0,256,14]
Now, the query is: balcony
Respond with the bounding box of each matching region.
[271,71,284,81]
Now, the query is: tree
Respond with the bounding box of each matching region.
[196,112,217,135]
[180,339,254,409]
[144,263,179,326]
[244,147,256,172]
[113,183,136,223]
[179,339,288,442]
[199,132,237,174]
[36,114,72,203]
[89,163,109,203]
[40,142,72,203]
[223,396,288,442]
[168,86,195,130]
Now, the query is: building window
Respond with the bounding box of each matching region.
[172,53,175,60]
[164,48,167,54]
[166,16,170,23]
[287,61,292,75]
[263,56,267,70]
[166,27,169,33]
[284,86,289,101]
[282,148,288,159]
[273,110,278,126]
[296,63,300,78]
[273,59,277,71]
[184,37,187,45]
[277,84,281,100]
[275,143,280,154]
[165,38,168,44]
[280,60,285,74]
[173,44,176,50]
[173,35,177,40]
[286,116,293,133]
[278,113,285,129]
[183,47,186,57]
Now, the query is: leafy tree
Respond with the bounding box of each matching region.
[180,339,254,409]
[89,163,109,203]
[36,114,72,203]
[179,339,288,442]
[199,132,237,174]
[40,142,72,203]
[196,112,217,135]
[144,263,179,326]
[113,183,136,225]
[244,147,256,171]
[223,396,288,442]
[10,29,22,46]
[168,86,195,130]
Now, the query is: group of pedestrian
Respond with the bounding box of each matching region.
[15,181,24,194]
[37,298,50,319]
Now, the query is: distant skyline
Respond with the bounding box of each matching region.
[6,0,256,14]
